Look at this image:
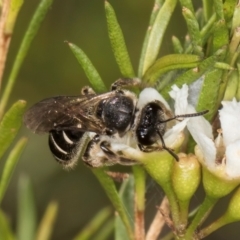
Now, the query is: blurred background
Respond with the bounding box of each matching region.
[1,0,239,239]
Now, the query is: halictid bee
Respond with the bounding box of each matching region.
[24,78,208,168]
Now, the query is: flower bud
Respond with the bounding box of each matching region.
[225,187,240,221]
[172,153,200,202]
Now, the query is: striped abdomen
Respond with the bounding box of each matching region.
[48,130,84,166]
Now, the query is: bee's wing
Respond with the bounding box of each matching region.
[24,93,115,134]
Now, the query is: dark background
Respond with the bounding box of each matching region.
[1,0,239,239]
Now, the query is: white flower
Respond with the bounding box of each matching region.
[173,84,240,179]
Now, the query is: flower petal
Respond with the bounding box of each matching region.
[169,84,189,115]
[225,140,240,178]
[219,99,240,146]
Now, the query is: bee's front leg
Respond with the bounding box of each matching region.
[111,78,141,91]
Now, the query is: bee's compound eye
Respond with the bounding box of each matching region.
[103,96,134,134]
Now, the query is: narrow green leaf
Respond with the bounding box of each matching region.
[68,42,107,93]
[143,54,201,84]
[179,0,194,13]
[172,36,183,54]
[202,0,214,21]
[35,201,58,240]
[92,168,134,240]
[223,71,238,101]
[212,20,229,53]
[138,0,164,77]
[140,0,177,77]
[92,218,114,240]
[0,137,27,204]
[0,209,15,240]
[0,100,26,159]
[200,13,216,45]
[73,206,112,240]
[197,69,223,121]
[0,0,54,117]
[182,7,202,56]
[195,8,204,29]
[214,62,235,70]
[161,53,220,100]
[223,0,236,23]
[213,0,224,20]
[228,27,240,65]
[17,175,36,240]
[5,0,24,34]
[115,175,134,240]
[105,1,135,78]
[231,3,240,34]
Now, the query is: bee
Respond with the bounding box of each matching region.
[24,78,208,168]
[24,78,139,168]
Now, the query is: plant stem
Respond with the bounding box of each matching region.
[132,166,146,240]
[0,0,11,88]
[183,196,217,239]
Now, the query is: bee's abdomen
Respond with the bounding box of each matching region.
[48,130,84,164]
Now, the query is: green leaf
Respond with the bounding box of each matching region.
[160,53,219,100]
[213,0,224,20]
[0,137,27,204]
[92,218,114,240]
[202,0,214,21]
[35,201,58,240]
[223,0,236,23]
[0,209,15,240]
[172,36,183,54]
[231,3,240,34]
[139,0,177,77]
[17,175,36,240]
[0,100,26,160]
[105,1,135,78]
[138,0,164,77]
[182,7,202,56]
[0,0,54,117]
[115,175,134,240]
[67,42,107,93]
[74,206,112,240]
[92,168,134,240]
[223,71,238,101]
[143,54,201,84]
[179,0,194,14]
[212,20,229,53]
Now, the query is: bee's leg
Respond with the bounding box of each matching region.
[138,144,158,152]
[111,78,141,91]
[105,171,129,182]
[82,135,108,168]
[81,86,96,96]
[156,131,179,161]
[100,141,138,166]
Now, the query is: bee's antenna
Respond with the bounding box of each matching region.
[160,110,209,123]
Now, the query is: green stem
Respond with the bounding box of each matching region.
[161,182,180,228]
[184,196,217,239]
[198,214,232,239]
[178,200,190,228]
